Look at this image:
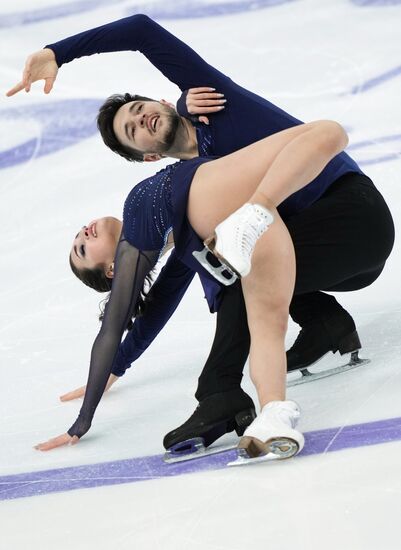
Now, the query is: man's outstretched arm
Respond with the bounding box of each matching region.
[7,14,230,97]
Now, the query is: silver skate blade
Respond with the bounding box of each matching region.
[287,353,370,387]
[164,437,237,464]
[192,248,238,286]
[227,439,299,467]
[227,448,279,467]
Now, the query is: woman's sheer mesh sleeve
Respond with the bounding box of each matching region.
[67,231,159,438]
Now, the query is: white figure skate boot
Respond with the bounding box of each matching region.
[238,400,304,460]
[193,203,274,285]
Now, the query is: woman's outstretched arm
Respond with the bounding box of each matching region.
[59,373,119,402]
[59,252,196,401]
[35,232,159,451]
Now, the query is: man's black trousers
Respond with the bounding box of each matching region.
[195,172,395,401]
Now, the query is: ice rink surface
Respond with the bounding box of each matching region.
[1,0,401,548]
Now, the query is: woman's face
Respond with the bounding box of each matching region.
[70,217,123,274]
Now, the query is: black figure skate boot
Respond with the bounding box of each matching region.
[287,309,361,372]
[163,388,256,454]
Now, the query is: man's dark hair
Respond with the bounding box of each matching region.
[97,93,155,163]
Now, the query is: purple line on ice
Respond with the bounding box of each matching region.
[349,64,401,94]
[1,415,401,501]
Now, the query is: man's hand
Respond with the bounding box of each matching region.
[186,87,226,125]
[6,48,58,97]
[60,374,119,402]
[34,433,79,451]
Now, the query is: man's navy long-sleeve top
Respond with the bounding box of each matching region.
[47,14,363,377]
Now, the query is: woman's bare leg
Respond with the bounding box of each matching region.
[187,120,348,448]
[240,211,295,407]
[248,121,348,210]
[187,120,348,239]
[237,212,301,459]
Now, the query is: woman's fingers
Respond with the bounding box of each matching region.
[34,433,77,451]
[189,99,226,107]
[105,374,119,391]
[60,374,116,402]
[60,386,86,401]
[187,87,216,94]
[198,115,210,125]
[186,87,226,115]
[189,93,224,100]
[189,105,226,114]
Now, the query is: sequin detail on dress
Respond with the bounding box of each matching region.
[123,162,180,251]
[196,124,213,157]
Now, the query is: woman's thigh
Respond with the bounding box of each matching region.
[187,122,321,239]
[286,174,395,295]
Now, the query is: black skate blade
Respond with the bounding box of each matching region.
[287,351,370,387]
[164,437,237,464]
[192,247,238,286]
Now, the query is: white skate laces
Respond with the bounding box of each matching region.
[192,202,274,286]
[214,203,274,277]
[264,400,301,427]
[239,400,304,459]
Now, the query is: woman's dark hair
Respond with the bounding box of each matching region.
[97,93,155,162]
[69,254,154,330]
[69,256,113,292]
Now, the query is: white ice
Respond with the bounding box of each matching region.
[0,0,401,549]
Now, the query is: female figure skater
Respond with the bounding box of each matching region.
[35,120,348,460]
